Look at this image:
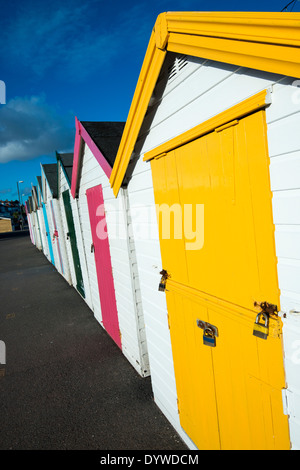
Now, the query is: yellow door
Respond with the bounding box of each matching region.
[151,110,290,450]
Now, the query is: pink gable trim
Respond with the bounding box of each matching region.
[80,123,112,180]
[70,116,82,198]
[70,116,112,199]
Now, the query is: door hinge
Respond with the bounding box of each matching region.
[154,152,168,161]
[215,119,239,133]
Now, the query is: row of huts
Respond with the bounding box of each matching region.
[25,12,300,450]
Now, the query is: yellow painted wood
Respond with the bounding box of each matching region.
[151,109,290,450]
[165,12,300,47]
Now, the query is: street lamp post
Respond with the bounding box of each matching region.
[16,180,23,204]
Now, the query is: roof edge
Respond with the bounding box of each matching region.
[110,11,300,196]
[70,117,113,199]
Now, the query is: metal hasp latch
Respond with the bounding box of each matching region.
[197,319,219,347]
[253,301,278,340]
[158,269,170,292]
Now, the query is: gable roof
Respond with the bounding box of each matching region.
[109,11,300,196]
[56,151,73,187]
[28,196,33,213]
[37,176,42,192]
[70,118,125,198]
[81,121,125,168]
[36,176,43,205]
[31,185,39,209]
[42,163,58,198]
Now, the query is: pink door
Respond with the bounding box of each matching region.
[86,184,121,348]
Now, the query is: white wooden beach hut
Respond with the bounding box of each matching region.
[31,184,44,252]
[28,192,42,251]
[25,198,35,245]
[41,163,71,283]
[70,118,150,376]
[108,11,300,450]
[56,151,92,301]
[35,175,50,261]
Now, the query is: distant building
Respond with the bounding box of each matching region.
[0,200,26,230]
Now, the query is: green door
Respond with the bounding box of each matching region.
[62,190,85,298]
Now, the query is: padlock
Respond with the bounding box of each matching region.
[253,311,269,340]
[203,327,216,347]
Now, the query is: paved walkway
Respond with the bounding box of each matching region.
[0,234,187,450]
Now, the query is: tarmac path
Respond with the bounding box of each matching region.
[0,233,187,451]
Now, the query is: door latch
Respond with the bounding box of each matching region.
[158,269,170,292]
[91,243,95,253]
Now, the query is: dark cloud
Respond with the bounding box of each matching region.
[0,95,74,163]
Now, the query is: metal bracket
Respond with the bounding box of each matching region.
[197,319,219,337]
[254,301,278,317]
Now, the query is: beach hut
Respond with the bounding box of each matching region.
[70,119,149,375]
[31,185,43,252]
[41,163,71,283]
[56,151,91,302]
[25,198,35,245]
[35,175,50,261]
[109,11,300,450]
[27,195,40,249]
[25,201,34,243]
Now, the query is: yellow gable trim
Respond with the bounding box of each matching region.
[109,32,166,194]
[110,12,300,196]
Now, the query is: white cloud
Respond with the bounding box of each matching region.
[0,95,74,163]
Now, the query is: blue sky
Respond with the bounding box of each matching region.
[0,0,299,202]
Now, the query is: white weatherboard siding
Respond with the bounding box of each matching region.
[45,188,60,274]
[77,143,149,376]
[33,211,42,250]
[28,213,36,245]
[37,207,49,260]
[127,52,300,449]
[52,198,71,284]
[266,82,300,450]
[30,211,37,247]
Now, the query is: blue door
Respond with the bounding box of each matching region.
[42,203,55,265]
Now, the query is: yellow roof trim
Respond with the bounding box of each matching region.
[110,11,300,196]
[109,32,166,194]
